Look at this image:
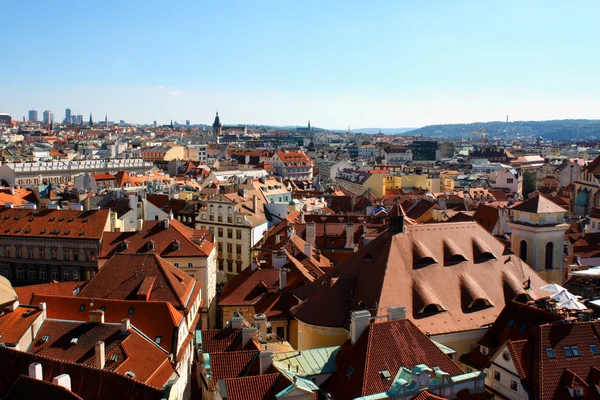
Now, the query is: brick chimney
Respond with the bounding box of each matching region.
[95,341,105,369]
[89,310,105,323]
[350,310,371,344]
[252,195,258,213]
[272,250,287,269]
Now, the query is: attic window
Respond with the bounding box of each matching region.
[507,320,515,328]
[546,348,556,359]
[346,367,355,377]
[121,242,129,251]
[64,230,70,235]
[147,241,155,251]
[173,240,181,251]
[447,254,467,264]
[83,218,89,223]
[25,229,30,233]
[59,217,65,222]
[379,370,392,380]
[519,323,528,333]
[100,306,105,312]
[49,217,55,221]
[571,346,581,357]
[155,336,162,344]
[79,231,85,236]
[590,345,600,355]
[470,298,491,309]
[564,347,575,357]
[417,257,436,267]
[421,304,444,314]
[41,229,47,234]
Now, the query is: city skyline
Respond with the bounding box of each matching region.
[2,1,600,128]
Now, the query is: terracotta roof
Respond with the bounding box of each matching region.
[292,222,548,336]
[323,318,464,398]
[0,208,109,240]
[31,295,182,354]
[99,219,214,258]
[511,194,566,214]
[223,373,290,400]
[473,205,499,233]
[4,375,83,400]
[15,281,83,305]
[207,350,261,389]
[0,305,43,345]
[201,326,242,353]
[0,346,164,400]
[78,253,196,310]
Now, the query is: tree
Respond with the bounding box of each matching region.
[523,170,537,197]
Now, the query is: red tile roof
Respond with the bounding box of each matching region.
[78,253,196,311]
[201,326,242,353]
[14,281,84,305]
[207,350,261,389]
[0,305,43,345]
[4,375,84,400]
[323,318,464,398]
[223,373,290,400]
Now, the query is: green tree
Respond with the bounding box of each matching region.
[523,170,537,197]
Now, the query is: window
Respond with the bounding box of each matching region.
[28,248,34,258]
[52,270,58,280]
[564,347,574,357]
[503,351,510,361]
[480,346,489,355]
[276,326,285,339]
[546,348,556,359]
[236,261,242,273]
[590,345,600,355]
[237,217,242,224]
[571,346,581,356]
[173,262,180,267]
[236,244,242,254]
[236,230,242,240]
[217,243,223,253]
[16,267,23,279]
[227,229,233,239]
[519,240,527,262]
[155,336,162,345]
[64,270,71,281]
[51,248,57,259]
[128,308,134,315]
[545,242,554,270]
[493,370,501,382]
[3,268,10,278]
[519,323,527,333]
[218,259,224,271]
[29,268,35,279]
[218,215,223,222]
[73,271,80,280]
[16,247,22,258]
[507,320,515,328]
[188,262,193,268]
[510,379,518,391]
[227,243,233,253]
[217,228,223,238]
[227,216,232,223]
[79,304,85,312]
[209,215,214,221]
[507,178,514,184]
[201,214,206,220]
[227,260,233,272]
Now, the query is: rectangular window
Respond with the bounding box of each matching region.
[173,262,179,267]
[63,270,71,281]
[16,268,24,278]
[29,268,36,279]
[3,268,10,278]
[188,262,193,268]
[546,348,556,359]
[28,248,34,259]
[218,243,223,253]
[218,259,224,271]
[236,261,242,273]
[510,380,518,391]
[227,216,232,223]
[73,270,80,280]
[209,215,214,221]
[276,326,285,340]
[564,347,574,357]
[507,178,514,184]
[40,269,47,280]
[155,336,162,345]
[218,215,223,222]
[16,247,22,258]
[227,243,233,253]
[227,229,233,239]
[236,244,242,254]
[217,228,223,238]
[227,260,233,272]
[493,370,501,382]
[236,230,242,240]
[52,270,58,280]
[590,345,600,355]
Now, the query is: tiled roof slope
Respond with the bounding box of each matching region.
[0,208,109,239]
[0,305,43,345]
[201,326,242,353]
[4,375,83,400]
[292,222,548,336]
[99,218,214,258]
[0,346,164,400]
[15,281,84,305]
[31,295,182,353]
[78,253,195,310]
[223,373,290,400]
[323,318,464,398]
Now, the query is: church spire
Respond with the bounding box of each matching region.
[105,114,108,128]
[89,113,93,126]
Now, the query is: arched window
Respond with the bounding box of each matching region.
[545,242,554,270]
[519,240,528,262]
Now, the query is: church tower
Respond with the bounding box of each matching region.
[213,112,222,137]
[104,114,108,128]
[508,194,568,283]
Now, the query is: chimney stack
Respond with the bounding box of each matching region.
[387,306,407,321]
[305,222,316,246]
[259,351,274,375]
[251,258,259,271]
[9,300,19,311]
[350,310,371,344]
[279,268,288,290]
[252,195,258,213]
[121,318,130,332]
[345,223,354,249]
[254,314,268,339]
[53,374,72,391]
[242,327,258,347]
[299,211,305,224]
[89,310,105,323]
[272,251,287,269]
[163,217,170,229]
[231,313,244,329]
[95,341,106,369]
[303,243,312,258]
[28,362,43,380]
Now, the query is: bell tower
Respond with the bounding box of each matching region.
[213,112,222,138]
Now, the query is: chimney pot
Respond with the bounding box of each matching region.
[9,300,19,311]
[28,362,43,380]
[231,313,244,329]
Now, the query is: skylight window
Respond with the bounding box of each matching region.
[346,367,355,377]
[564,347,574,357]
[519,323,527,333]
[110,354,120,362]
[379,370,392,380]
[128,307,134,315]
[41,335,50,342]
[70,338,79,345]
[571,346,581,357]
[155,336,162,344]
[590,345,600,355]
[79,304,85,312]
[546,348,556,359]
[507,320,515,328]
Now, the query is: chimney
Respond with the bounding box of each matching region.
[350,310,371,344]
[9,300,19,311]
[28,362,43,380]
[254,314,268,339]
[71,203,84,211]
[251,258,258,271]
[242,327,258,347]
[163,217,170,229]
[275,234,281,243]
[121,318,130,332]
[279,268,288,290]
[350,195,356,212]
[89,310,105,323]
[305,222,316,246]
[387,306,407,321]
[53,374,72,391]
[252,195,258,213]
[345,223,354,249]
[299,211,305,224]
[95,341,106,369]
[259,351,274,375]
[303,243,312,258]
[272,251,287,269]
[231,313,244,329]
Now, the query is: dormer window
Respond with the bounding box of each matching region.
[147,240,155,251]
[121,242,129,251]
[173,240,180,251]
[480,346,489,355]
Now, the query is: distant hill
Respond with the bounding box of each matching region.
[406,119,600,141]
[350,128,417,135]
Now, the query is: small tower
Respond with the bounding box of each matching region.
[89,113,93,126]
[104,114,108,128]
[509,194,568,283]
[170,119,174,129]
[213,112,222,137]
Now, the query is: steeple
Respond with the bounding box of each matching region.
[170,119,174,129]
[89,113,93,126]
[213,112,222,137]
[105,114,108,128]
[308,120,311,130]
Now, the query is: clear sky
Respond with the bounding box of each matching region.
[2,1,600,129]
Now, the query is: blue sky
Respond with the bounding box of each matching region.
[2,1,599,128]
